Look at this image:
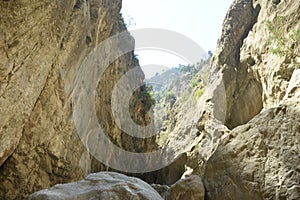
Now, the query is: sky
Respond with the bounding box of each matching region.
[121,0,234,78]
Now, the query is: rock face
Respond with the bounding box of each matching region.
[165,175,205,200]
[0,0,155,199]
[0,0,299,199]
[154,0,299,199]
[213,0,263,129]
[150,184,169,199]
[200,0,300,199]
[203,89,300,199]
[28,172,163,200]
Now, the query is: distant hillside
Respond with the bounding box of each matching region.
[145,59,211,146]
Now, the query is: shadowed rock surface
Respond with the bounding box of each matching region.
[0,0,155,199]
[29,173,206,200]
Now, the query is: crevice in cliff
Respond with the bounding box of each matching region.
[0,154,12,174]
[30,67,52,115]
[223,2,263,130]
[272,0,281,5]
[73,0,84,10]
[235,4,261,64]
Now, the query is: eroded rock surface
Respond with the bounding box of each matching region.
[0,0,299,199]
[151,184,169,199]
[203,78,300,199]
[0,0,155,199]
[28,172,163,200]
[166,175,205,200]
[155,0,300,198]
[201,0,300,198]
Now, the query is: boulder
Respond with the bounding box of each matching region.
[166,175,205,200]
[151,184,169,199]
[29,172,163,200]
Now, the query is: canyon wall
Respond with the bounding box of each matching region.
[0,0,299,199]
[0,0,155,199]
[202,0,300,199]
[160,0,299,198]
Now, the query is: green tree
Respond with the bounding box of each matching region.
[164,90,176,108]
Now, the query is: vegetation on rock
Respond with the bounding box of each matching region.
[146,59,210,147]
[266,15,300,62]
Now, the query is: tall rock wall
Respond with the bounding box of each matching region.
[203,77,300,199]
[0,0,299,199]
[199,0,300,199]
[154,1,299,199]
[212,0,299,129]
[0,0,154,199]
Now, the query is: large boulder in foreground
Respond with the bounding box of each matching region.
[28,172,163,200]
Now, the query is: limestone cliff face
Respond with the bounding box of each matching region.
[203,79,300,199]
[156,0,299,198]
[0,0,154,199]
[0,0,299,199]
[201,0,300,199]
[215,0,299,129]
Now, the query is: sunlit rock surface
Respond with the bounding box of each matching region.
[28,172,163,200]
[155,0,300,199]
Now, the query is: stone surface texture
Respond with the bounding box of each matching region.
[165,175,205,200]
[0,0,155,199]
[200,0,300,199]
[0,0,299,199]
[28,172,163,200]
[156,1,300,199]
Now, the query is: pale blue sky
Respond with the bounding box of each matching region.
[121,0,233,77]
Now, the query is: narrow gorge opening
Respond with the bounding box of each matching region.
[120,0,234,185]
[1,0,299,199]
